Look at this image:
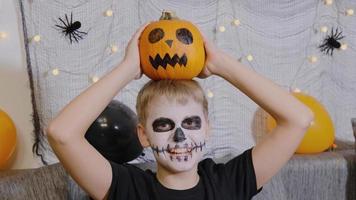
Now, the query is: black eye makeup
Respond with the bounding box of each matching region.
[152,117,175,132]
[181,116,201,130]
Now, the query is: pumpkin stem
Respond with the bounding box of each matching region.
[160,10,179,20]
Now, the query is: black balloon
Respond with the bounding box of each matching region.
[85,100,143,164]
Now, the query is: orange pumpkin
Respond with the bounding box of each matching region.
[139,11,205,80]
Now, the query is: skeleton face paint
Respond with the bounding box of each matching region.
[181,116,201,130]
[145,96,208,173]
[152,117,175,132]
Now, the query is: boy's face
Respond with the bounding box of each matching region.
[144,95,209,173]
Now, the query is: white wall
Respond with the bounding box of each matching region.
[0,0,41,169]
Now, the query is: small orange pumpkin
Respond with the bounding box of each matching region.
[139,10,205,80]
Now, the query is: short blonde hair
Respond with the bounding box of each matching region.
[136,80,208,125]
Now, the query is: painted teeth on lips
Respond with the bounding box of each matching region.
[169,148,192,154]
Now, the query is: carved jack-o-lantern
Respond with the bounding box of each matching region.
[139,11,205,80]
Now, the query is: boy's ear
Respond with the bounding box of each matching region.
[137,123,150,148]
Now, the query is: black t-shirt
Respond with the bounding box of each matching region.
[107,147,262,200]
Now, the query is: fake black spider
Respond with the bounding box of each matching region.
[318,27,345,56]
[55,13,87,44]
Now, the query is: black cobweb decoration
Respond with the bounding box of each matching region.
[319,27,345,56]
[55,12,88,44]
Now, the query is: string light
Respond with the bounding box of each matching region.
[42,2,353,94]
[340,43,348,50]
[218,25,226,32]
[32,35,41,42]
[346,8,354,16]
[0,31,7,39]
[105,9,113,17]
[207,90,214,98]
[27,1,356,157]
[320,26,328,33]
[308,56,318,63]
[110,44,118,53]
[90,75,100,83]
[324,0,333,6]
[246,54,254,61]
[51,68,60,76]
[231,19,240,26]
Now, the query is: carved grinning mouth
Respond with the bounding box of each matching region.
[149,53,187,70]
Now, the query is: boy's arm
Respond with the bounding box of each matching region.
[46,24,148,200]
[202,40,314,190]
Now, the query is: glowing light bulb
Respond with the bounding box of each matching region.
[308,56,318,63]
[232,19,240,26]
[32,35,41,42]
[346,9,354,16]
[320,26,328,33]
[91,76,100,83]
[207,90,214,98]
[105,9,113,17]
[218,26,226,32]
[246,54,253,61]
[52,68,59,76]
[340,43,347,50]
[0,32,8,39]
[111,45,118,53]
[324,0,333,5]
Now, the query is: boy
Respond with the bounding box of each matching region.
[47,23,314,200]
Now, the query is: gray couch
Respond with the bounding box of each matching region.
[0,141,355,200]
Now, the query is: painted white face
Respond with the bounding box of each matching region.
[145,95,209,173]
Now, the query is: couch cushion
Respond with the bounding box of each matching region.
[0,163,92,200]
[0,164,68,199]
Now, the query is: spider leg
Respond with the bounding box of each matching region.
[319,43,328,49]
[58,17,67,27]
[69,34,73,44]
[73,31,83,39]
[327,47,333,55]
[55,24,66,29]
[321,46,328,52]
[335,28,341,38]
[322,47,330,54]
[65,14,70,26]
[336,35,344,40]
[331,27,334,37]
[76,30,87,35]
[71,12,73,24]
[330,49,334,56]
[72,33,79,43]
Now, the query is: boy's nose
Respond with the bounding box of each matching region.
[165,40,173,48]
[173,127,186,142]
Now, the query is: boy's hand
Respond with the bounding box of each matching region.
[198,34,224,79]
[123,22,150,80]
